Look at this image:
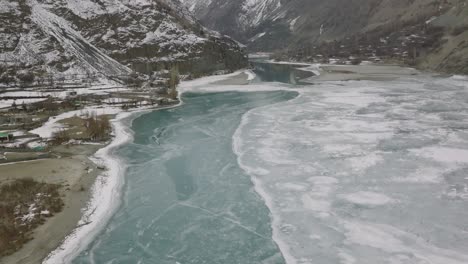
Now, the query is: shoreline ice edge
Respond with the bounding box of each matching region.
[42,103,182,263]
[232,94,301,264]
[42,110,139,264]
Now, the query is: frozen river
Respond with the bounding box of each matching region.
[71,66,468,264]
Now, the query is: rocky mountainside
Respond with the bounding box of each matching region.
[0,0,247,84]
[179,0,281,43]
[180,0,468,74]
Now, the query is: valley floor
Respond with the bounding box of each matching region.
[1,63,466,263]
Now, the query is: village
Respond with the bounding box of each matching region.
[279,9,455,68]
[0,67,181,164]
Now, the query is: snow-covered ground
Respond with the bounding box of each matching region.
[178,70,252,93]
[0,98,47,109]
[245,70,257,81]
[0,83,133,110]
[297,64,321,76]
[29,106,124,139]
[102,97,134,104]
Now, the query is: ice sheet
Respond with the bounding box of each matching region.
[233,77,468,263]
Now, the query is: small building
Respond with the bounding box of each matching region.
[0,132,13,142]
[66,91,78,98]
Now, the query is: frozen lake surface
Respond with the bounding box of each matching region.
[234,75,468,264]
[73,70,468,264]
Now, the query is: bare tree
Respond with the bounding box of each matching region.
[52,129,71,145]
[83,113,111,141]
[17,70,34,87]
[47,75,55,89]
[167,64,179,100]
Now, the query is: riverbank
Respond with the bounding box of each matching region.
[251,58,433,84]
[0,103,177,264]
[0,145,101,264]
[185,63,421,89]
[42,110,137,264]
[212,71,251,85]
[304,64,421,82]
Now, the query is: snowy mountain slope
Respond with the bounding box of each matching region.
[28,0,131,76]
[182,0,451,47]
[179,0,281,42]
[0,0,247,84]
[181,0,468,74]
[239,0,281,30]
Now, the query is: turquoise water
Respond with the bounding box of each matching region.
[251,61,314,84]
[73,91,297,264]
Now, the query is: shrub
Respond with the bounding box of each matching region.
[167,65,179,100]
[17,70,35,85]
[52,129,71,145]
[0,179,63,257]
[0,73,15,85]
[350,57,362,65]
[39,99,60,113]
[122,72,144,87]
[451,25,468,36]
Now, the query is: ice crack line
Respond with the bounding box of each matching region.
[178,202,270,240]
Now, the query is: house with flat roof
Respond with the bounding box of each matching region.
[0,132,13,142]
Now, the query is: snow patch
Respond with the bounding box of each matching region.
[411,147,468,164]
[340,191,395,206]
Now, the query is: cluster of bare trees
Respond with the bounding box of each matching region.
[83,113,111,141]
[52,112,111,144]
[52,129,71,145]
[167,65,179,100]
[0,62,102,88]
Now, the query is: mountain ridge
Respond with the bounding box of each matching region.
[180,0,468,74]
[0,0,248,85]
